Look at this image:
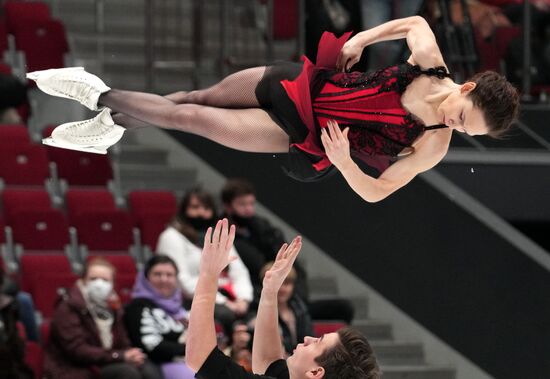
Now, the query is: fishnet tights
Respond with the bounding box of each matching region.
[107,67,289,153]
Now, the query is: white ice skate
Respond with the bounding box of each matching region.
[42,108,125,154]
[26,67,111,110]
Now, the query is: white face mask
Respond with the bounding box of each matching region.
[86,278,113,303]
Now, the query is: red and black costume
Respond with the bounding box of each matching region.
[255,32,449,181]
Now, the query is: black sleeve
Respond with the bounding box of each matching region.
[265,359,290,379]
[196,347,288,379]
[124,301,185,363]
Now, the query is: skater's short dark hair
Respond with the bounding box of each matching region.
[221,178,255,205]
[315,327,380,379]
[466,71,519,138]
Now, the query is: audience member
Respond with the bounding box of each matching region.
[0,72,28,124]
[156,188,253,336]
[223,320,253,372]
[0,265,34,379]
[125,255,194,379]
[44,258,162,379]
[1,270,39,342]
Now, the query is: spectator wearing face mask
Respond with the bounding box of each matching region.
[44,258,162,379]
[156,188,253,337]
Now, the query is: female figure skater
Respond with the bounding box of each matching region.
[28,16,519,202]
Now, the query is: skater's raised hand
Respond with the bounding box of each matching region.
[200,219,236,277]
[262,236,302,293]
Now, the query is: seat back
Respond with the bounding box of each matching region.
[65,189,116,222]
[140,213,173,249]
[74,210,133,251]
[24,341,44,379]
[11,209,69,250]
[13,19,69,72]
[0,144,49,186]
[0,218,5,244]
[1,189,52,222]
[272,0,299,40]
[4,0,51,32]
[0,125,30,146]
[128,190,177,219]
[31,272,78,318]
[47,147,113,186]
[19,254,72,292]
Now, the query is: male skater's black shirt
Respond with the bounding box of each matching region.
[196,347,289,379]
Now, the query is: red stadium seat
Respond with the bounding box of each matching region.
[25,341,44,379]
[16,320,26,340]
[13,19,69,72]
[11,209,69,250]
[74,210,133,251]
[128,190,177,249]
[128,190,177,219]
[46,146,113,186]
[1,189,52,222]
[4,1,51,33]
[312,321,347,337]
[40,320,51,346]
[115,273,136,305]
[141,214,172,250]
[0,19,8,53]
[272,0,298,40]
[0,144,49,186]
[19,254,72,292]
[0,217,5,244]
[31,272,78,318]
[0,62,11,75]
[0,124,31,146]
[65,189,116,221]
[475,26,521,72]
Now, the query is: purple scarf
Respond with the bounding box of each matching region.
[131,271,188,321]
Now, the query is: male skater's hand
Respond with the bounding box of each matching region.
[200,219,236,278]
[262,236,302,294]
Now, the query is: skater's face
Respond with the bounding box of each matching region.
[287,333,340,379]
[229,194,256,218]
[437,82,489,136]
[185,195,214,219]
[147,263,178,298]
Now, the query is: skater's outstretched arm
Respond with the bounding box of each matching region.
[337,16,445,72]
[252,236,301,374]
[321,120,447,203]
[185,219,236,372]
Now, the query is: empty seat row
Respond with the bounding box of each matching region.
[0,125,113,186]
[1,189,177,258]
[1,1,69,74]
